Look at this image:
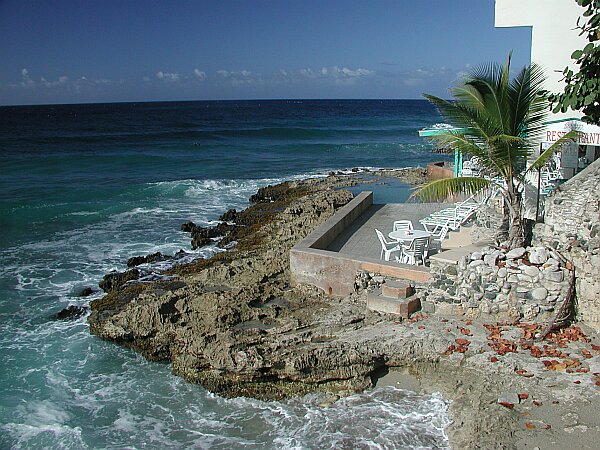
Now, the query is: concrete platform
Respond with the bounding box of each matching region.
[327,202,454,260]
[290,191,488,296]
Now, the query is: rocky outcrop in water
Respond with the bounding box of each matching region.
[51,305,89,320]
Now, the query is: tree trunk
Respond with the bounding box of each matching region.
[505,190,525,249]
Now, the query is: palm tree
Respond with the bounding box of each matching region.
[415,54,575,249]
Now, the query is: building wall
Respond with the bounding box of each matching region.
[495,0,587,120]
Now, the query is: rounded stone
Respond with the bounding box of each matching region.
[469,259,485,268]
[531,287,548,301]
[506,247,526,260]
[470,251,483,261]
[544,270,564,282]
[528,247,548,265]
[524,266,540,277]
[484,253,499,267]
[497,267,508,278]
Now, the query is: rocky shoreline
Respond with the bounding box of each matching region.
[88,168,600,449]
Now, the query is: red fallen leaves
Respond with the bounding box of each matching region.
[444,338,471,355]
[515,369,534,377]
[529,346,543,358]
[525,421,536,429]
[533,400,543,406]
[517,322,541,342]
[518,393,529,400]
[465,320,473,325]
[490,356,499,363]
[542,359,580,371]
[488,339,518,355]
[418,325,426,330]
[592,344,600,353]
[499,402,514,409]
[546,326,591,347]
[459,327,472,336]
[582,349,593,359]
[408,313,428,323]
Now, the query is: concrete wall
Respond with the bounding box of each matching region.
[495,0,586,121]
[533,158,600,331]
[290,191,431,296]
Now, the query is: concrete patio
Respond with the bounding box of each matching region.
[290,191,490,297]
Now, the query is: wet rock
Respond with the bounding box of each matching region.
[190,222,236,249]
[219,208,238,222]
[79,287,94,297]
[50,305,89,320]
[99,269,141,293]
[180,221,197,233]
[127,252,172,267]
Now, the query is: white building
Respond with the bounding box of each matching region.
[495,0,600,178]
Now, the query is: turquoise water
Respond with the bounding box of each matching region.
[0,100,451,449]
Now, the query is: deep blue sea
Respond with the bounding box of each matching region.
[0,100,451,449]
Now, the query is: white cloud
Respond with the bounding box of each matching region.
[20,68,35,87]
[40,75,69,88]
[156,71,180,82]
[215,69,259,86]
[194,69,207,80]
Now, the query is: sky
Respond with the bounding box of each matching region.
[0,0,532,105]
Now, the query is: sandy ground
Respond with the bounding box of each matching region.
[372,314,600,449]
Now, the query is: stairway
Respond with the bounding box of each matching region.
[366,280,421,318]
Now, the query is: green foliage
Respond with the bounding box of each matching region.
[417,55,576,248]
[548,0,600,125]
[417,54,550,201]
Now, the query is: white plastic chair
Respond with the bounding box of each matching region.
[400,236,430,265]
[430,225,449,252]
[392,220,413,232]
[375,229,401,261]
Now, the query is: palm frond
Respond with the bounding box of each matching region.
[527,130,578,173]
[411,177,491,202]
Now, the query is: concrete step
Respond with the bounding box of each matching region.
[366,293,421,318]
[381,280,414,299]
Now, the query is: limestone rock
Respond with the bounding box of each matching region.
[506,247,526,260]
[528,247,548,265]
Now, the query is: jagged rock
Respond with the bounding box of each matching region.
[79,287,94,297]
[219,208,238,222]
[50,305,89,320]
[180,221,197,233]
[127,252,172,267]
[190,222,236,249]
[99,269,141,293]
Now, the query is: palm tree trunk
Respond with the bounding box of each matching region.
[504,187,525,249]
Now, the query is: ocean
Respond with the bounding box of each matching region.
[0,100,451,449]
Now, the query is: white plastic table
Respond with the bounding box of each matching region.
[388,229,431,244]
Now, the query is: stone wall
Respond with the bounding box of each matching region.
[420,245,571,322]
[532,158,600,331]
